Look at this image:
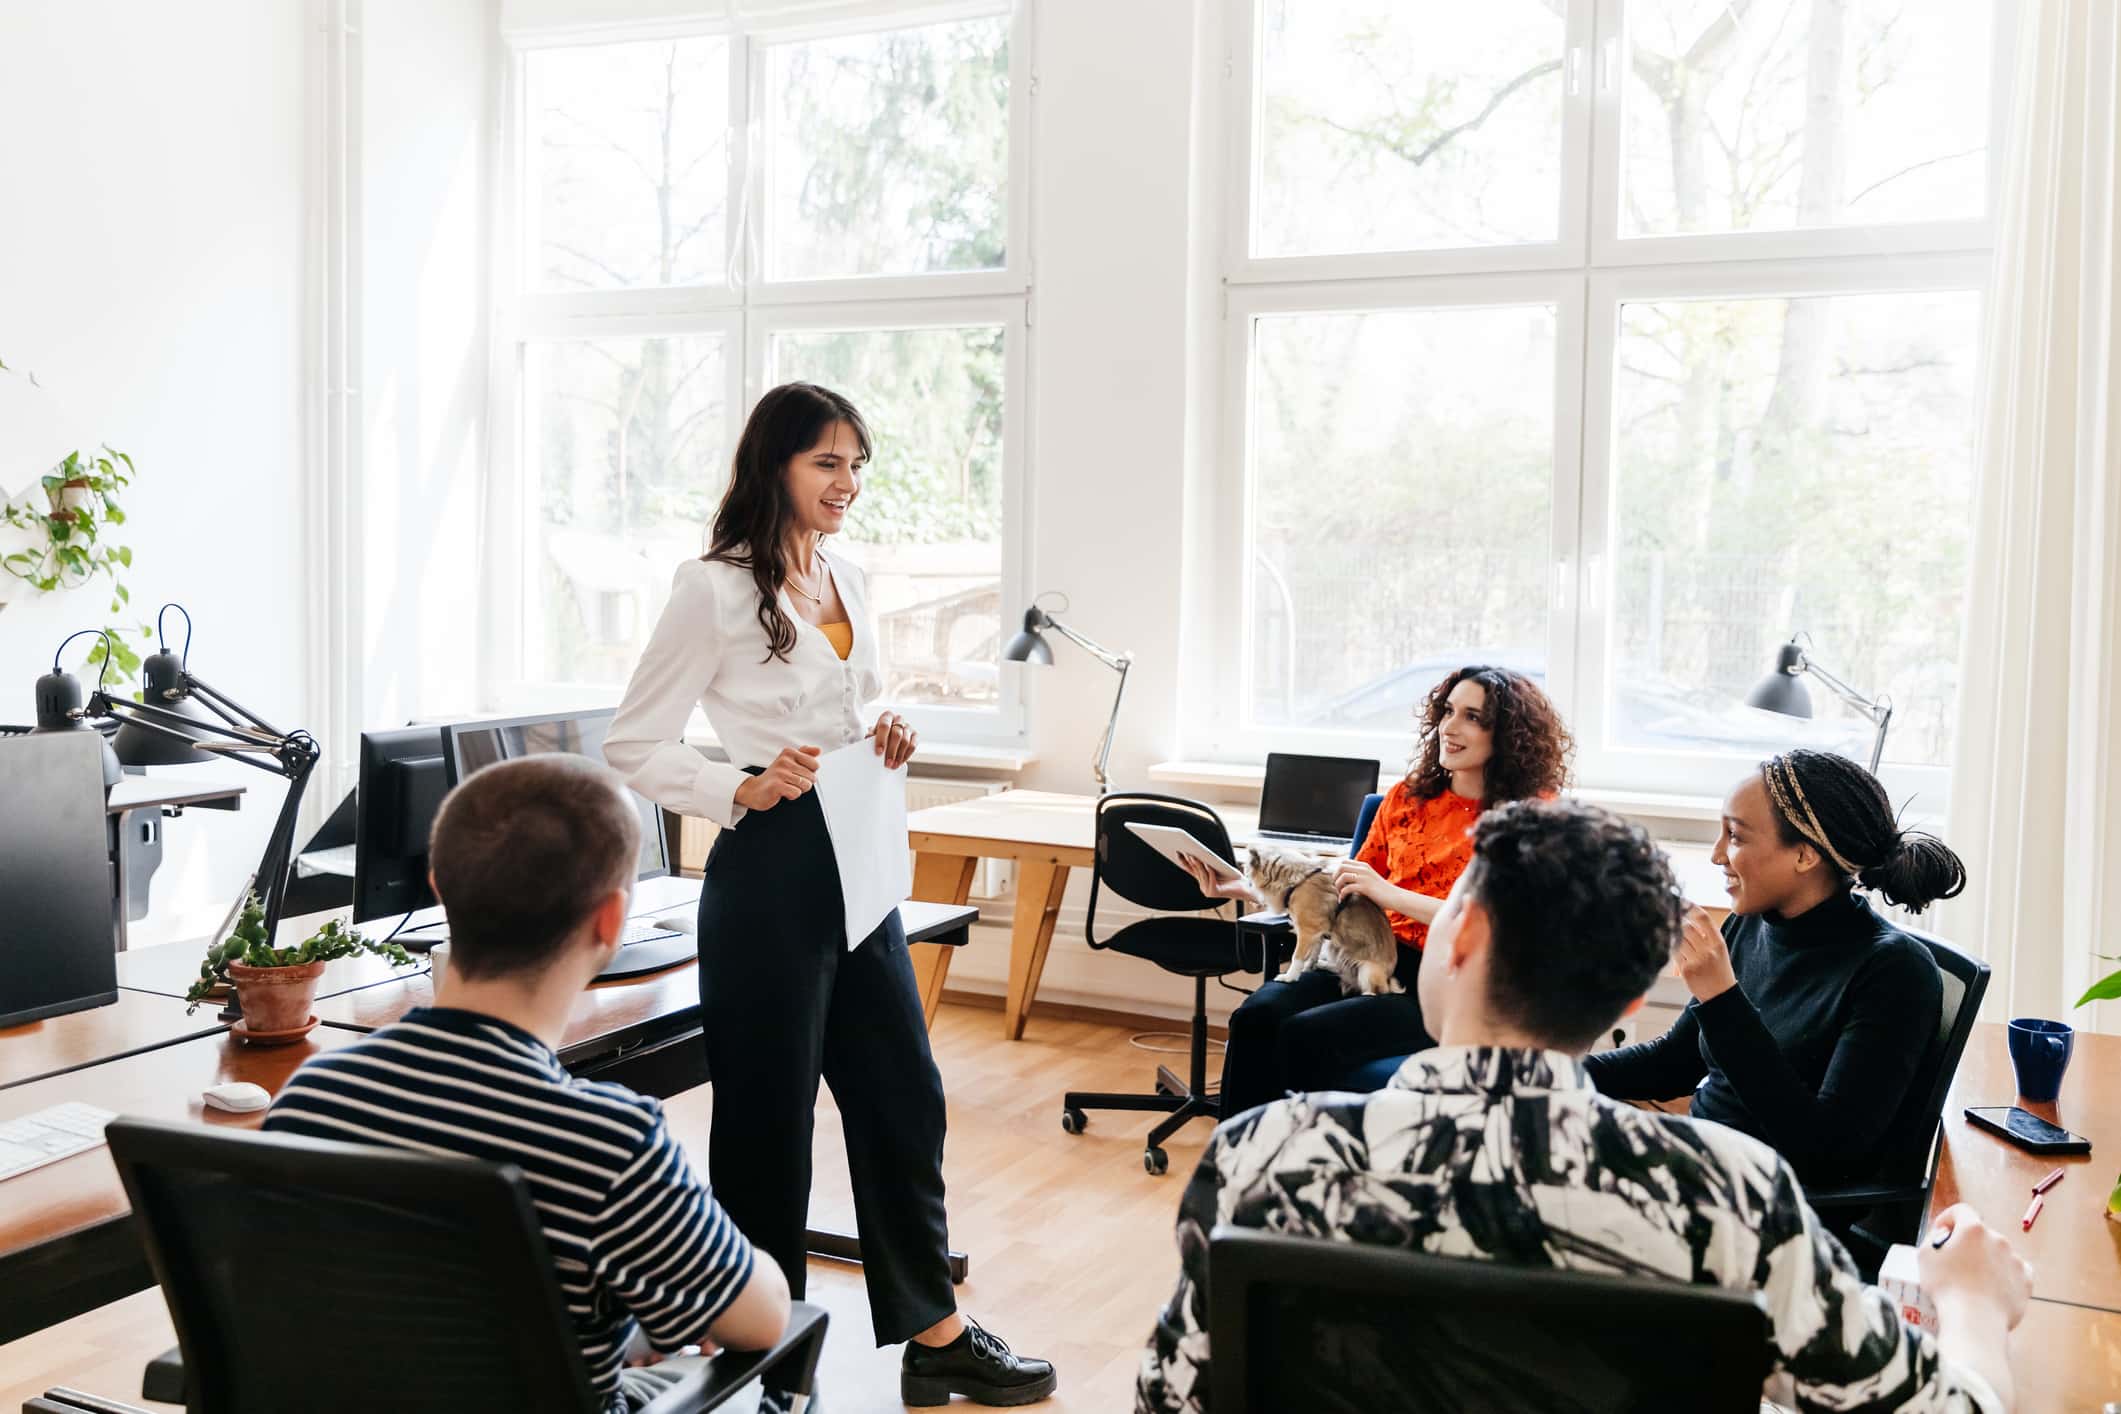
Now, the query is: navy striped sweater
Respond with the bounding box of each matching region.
[265,1007,754,1411]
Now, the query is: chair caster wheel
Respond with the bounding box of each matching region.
[1144,1145,1169,1176]
[1061,1107,1087,1135]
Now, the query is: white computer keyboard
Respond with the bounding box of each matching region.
[0,1102,117,1181]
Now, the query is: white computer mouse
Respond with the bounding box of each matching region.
[201,1082,271,1113]
[653,915,698,936]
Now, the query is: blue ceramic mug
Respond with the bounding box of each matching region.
[2008,1018,2075,1103]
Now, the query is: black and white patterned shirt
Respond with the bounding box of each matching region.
[1136,1046,2000,1414]
[266,1007,756,1414]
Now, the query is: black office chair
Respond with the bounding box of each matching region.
[29,1117,826,1414]
[1806,928,1991,1269]
[1207,1226,1774,1413]
[1061,792,1261,1175]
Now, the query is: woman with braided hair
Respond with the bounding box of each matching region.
[1585,749,1967,1184]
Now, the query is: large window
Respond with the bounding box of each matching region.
[1217,0,2004,799]
[495,4,1030,738]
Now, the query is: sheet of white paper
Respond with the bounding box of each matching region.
[811,740,912,951]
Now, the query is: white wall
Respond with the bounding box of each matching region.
[354,0,495,773]
[0,1,314,947]
[931,0,1230,1022]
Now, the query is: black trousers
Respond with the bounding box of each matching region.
[695,787,954,1346]
[1219,949,1434,1118]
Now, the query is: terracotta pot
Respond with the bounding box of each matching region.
[226,960,327,1033]
[46,477,92,516]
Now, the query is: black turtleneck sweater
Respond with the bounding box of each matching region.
[1583,890,1941,1182]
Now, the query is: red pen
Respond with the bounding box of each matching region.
[2022,1194,2045,1231]
[2033,1167,2065,1195]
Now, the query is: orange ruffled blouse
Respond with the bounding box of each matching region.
[1354,781,1484,950]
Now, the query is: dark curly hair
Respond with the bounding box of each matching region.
[1757,749,1967,914]
[1463,799,1684,1052]
[1406,666,1573,810]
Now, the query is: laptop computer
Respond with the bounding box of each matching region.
[1250,752,1381,852]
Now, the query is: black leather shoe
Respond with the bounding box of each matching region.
[900,1319,1056,1407]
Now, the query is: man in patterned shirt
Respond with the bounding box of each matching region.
[269,755,790,1413]
[1137,799,2031,1413]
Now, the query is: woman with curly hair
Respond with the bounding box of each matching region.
[1187,665,1574,1118]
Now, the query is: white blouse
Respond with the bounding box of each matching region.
[604,549,881,828]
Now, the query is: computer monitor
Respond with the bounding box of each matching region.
[352,725,449,923]
[0,733,119,1027]
[441,708,669,881]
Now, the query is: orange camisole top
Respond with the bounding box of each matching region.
[819,621,853,661]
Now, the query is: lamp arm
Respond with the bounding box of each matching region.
[181,672,289,743]
[89,693,297,772]
[1796,654,1890,725]
[250,746,318,947]
[1092,656,1132,793]
[1044,615,1131,673]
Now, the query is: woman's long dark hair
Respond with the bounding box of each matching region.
[706,382,872,662]
[1758,749,1967,913]
[1406,665,1572,810]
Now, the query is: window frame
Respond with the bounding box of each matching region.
[1206,0,2012,805]
[487,0,1034,744]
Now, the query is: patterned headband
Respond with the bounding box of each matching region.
[1763,755,1859,875]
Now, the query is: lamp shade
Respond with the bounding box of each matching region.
[111,650,217,766]
[1744,640,1814,719]
[30,668,122,787]
[1002,607,1054,665]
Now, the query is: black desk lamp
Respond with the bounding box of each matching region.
[1745,634,1893,773]
[1003,601,1131,793]
[41,605,319,1011]
[33,629,124,788]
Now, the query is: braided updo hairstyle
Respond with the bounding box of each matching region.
[1757,749,1966,914]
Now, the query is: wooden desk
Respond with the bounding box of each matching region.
[1931,1024,2121,1316]
[2012,1299,2121,1408]
[104,776,246,951]
[906,790,1729,1040]
[116,935,428,1003]
[0,993,227,1092]
[907,791,1261,1040]
[315,900,978,1075]
[0,1027,360,1342]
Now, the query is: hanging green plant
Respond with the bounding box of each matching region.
[0,356,152,692]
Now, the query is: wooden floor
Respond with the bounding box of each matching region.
[0,1002,1217,1413]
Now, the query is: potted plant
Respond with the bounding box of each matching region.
[0,354,150,690]
[186,893,417,1038]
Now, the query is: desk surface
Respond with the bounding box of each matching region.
[907,789,1728,908]
[104,775,247,816]
[115,936,429,1002]
[0,1027,361,1262]
[1932,1023,2121,1315]
[0,994,228,1092]
[315,962,703,1065]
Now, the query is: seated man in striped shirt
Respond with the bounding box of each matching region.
[268,753,788,1413]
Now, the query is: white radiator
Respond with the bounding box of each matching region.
[907,777,1013,899]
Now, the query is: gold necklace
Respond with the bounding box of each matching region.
[787,561,824,604]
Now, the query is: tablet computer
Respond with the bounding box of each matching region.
[1125,822,1244,881]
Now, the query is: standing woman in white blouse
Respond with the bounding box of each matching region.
[604,383,1055,1408]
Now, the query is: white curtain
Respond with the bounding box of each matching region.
[1945,0,2121,1030]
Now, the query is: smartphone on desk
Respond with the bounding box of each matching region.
[1964,1105,2091,1155]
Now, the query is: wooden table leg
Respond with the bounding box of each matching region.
[1002,860,1070,1041]
[909,852,977,1029]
